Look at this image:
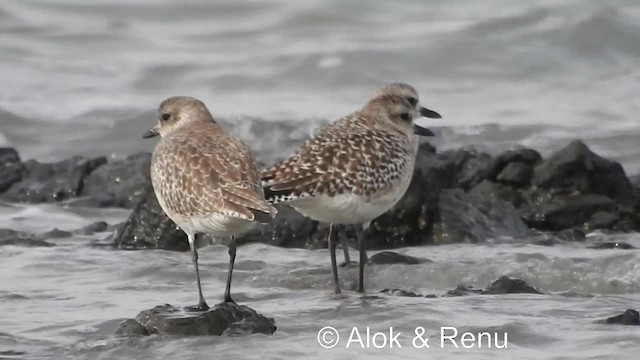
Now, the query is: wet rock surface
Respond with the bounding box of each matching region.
[444,277,540,297]
[483,276,541,294]
[2,156,107,203]
[605,309,640,325]
[115,303,276,336]
[368,251,430,265]
[81,153,151,208]
[534,140,633,205]
[113,187,190,251]
[433,189,531,244]
[0,229,54,247]
[384,276,541,298]
[0,147,23,193]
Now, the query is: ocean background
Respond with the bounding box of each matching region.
[1,0,640,359]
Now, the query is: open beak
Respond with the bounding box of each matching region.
[142,127,159,138]
[413,124,435,136]
[420,107,442,119]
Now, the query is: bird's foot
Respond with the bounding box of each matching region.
[184,301,210,312]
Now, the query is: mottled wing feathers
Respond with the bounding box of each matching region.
[262,113,410,203]
[152,123,277,222]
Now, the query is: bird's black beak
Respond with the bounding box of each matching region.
[142,128,159,138]
[420,107,442,119]
[413,124,435,136]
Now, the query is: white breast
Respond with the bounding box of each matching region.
[178,213,255,238]
[290,136,418,225]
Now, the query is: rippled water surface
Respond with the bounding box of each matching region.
[1,0,640,359]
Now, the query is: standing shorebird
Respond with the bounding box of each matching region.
[337,83,442,264]
[143,96,277,310]
[262,84,441,294]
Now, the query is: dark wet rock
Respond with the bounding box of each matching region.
[532,238,556,246]
[116,303,276,336]
[534,140,633,205]
[380,289,421,297]
[496,162,534,187]
[42,228,73,239]
[454,149,493,190]
[432,189,530,244]
[486,148,541,182]
[0,229,54,247]
[0,147,23,193]
[79,221,109,235]
[521,194,617,231]
[0,147,20,165]
[469,180,524,207]
[368,147,501,248]
[531,228,586,246]
[587,242,636,250]
[2,156,107,203]
[551,228,586,242]
[63,194,118,208]
[614,209,640,232]
[235,205,316,249]
[443,285,484,297]
[81,153,151,208]
[605,309,640,325]
[369,251,430,265]
[631,174,640,211]
[483,276,541,295]
[585,211,619,230]
[115,319,149,337]
[444,277,541,297]
[113,187,189,251]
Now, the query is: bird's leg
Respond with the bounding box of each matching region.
[327,223,341,294]
[188,234,209,311]
[223,236,237,304]
[341,234,351,264]
[357,222,369,294]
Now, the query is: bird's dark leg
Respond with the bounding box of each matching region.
[223,236,237,304]
[341,235,351,264]
[327,223,341,294]
[188,234,209,310]
[357,223,369,293]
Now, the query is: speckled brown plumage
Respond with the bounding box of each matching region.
[261,89,439,295]
[145,96,276,308]
[262,94,416,203]
[150,97,276,228]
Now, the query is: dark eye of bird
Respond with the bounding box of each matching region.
[160,113,171,121]
[406,97,418,107]
[399,113,411,121]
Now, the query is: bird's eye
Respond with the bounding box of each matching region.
[406,97,418,107]
[160,113,171,121]
[399,113,411,121]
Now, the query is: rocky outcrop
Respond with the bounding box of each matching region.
[0,229,54,247]
[385,276,540,298]
[534,140,633,204]
[0,147,23,193]
[115,303,276,336]
[482,276,541,294]
[112,187,190,251]
[368,251,430,265]
[604,309,640,325]
[81,153,151,208]
[1,138,638,252]
[2,156,106,203]
[432,189,531,244]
